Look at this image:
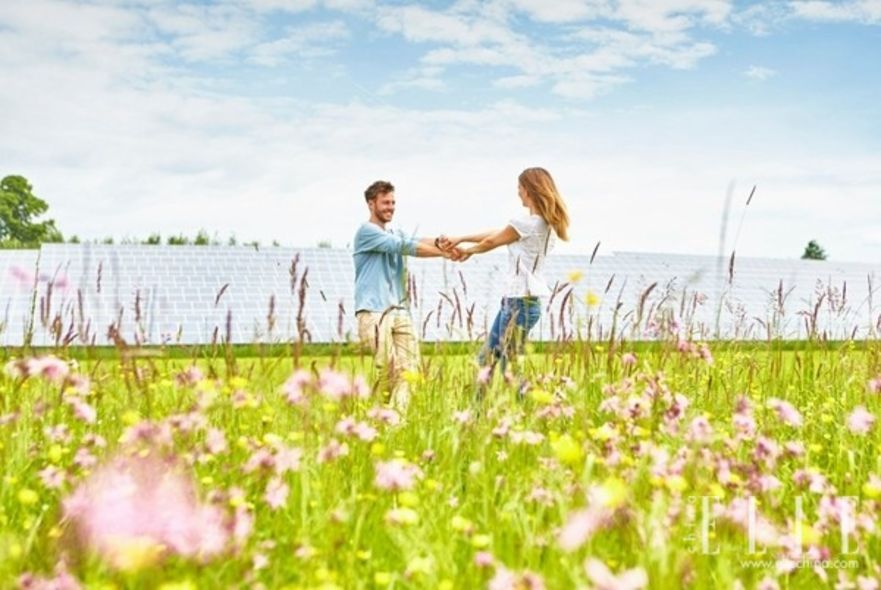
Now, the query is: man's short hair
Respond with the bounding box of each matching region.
[364,180,394,202]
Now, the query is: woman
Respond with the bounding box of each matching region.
[438,167,570,385]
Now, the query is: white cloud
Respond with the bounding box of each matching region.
[507,0,604,23]
[243,0,318,12]
[250,21,350,65]
[146,3,261,62]
[613,0,733,33]
[372,1,726,99]
[745,65,776,80]
[732,3,790,36]
[789,0,881,24]
[494,74,543,89]
[2,0,880,266]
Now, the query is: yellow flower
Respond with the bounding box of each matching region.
[108,536,165,572]
[567,270,584,283]
[795,522,821,546]
[48,445,64,463]
[590,423,617,442]
[585,291,601,308]
[451,515,474,533]
[374,572,392,585]
[401,370,423,386]
[471,534,491,548]
[398,491,419,507]
[315,568,335,582]
[122,410,141,426]
[665,475,688,493]
[17,489,39,506]
[596,477,628,509]
[229,376,248,389]
[551,434,583,466]
[530,389,554,404]
[863,480,881,499]
[263,433,283,447]
[158,581,197,590]
[405,556,434,577]
[385,508,419,526]
[370,442,386,456]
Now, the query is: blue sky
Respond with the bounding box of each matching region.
[1,0,880,262]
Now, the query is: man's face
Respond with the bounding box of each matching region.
[369,191,396,223]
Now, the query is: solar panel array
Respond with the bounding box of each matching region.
[1,244,879,347]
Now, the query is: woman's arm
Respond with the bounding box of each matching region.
[462,225,520,256]
[438,230,496,250]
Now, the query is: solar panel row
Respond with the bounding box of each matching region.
[1,244,878,346]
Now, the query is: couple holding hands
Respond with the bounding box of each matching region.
[353,167,571,409]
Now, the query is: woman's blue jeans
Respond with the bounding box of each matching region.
[479,296,541,374]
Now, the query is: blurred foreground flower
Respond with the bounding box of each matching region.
[62,453,230,571]
[5,355,70,383]
[489,566,545,590]
[584,558,647,590]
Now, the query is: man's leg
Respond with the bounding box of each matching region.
[357,311,395,401]
[389,311,420,410]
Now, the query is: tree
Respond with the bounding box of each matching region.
[194,229,211,246]
[801,240,827,261]
[0,175,63,246]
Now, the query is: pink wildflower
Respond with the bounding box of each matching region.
[62,454,229,569]
[175,366,204,387]
[848,406,875,435]
[205,428,228,455]
[374,459,423,492]
[318,368,351,400]
[282,369,312,405]
[453,409,473,425]
[367,406,401,426]
[474,551,495,568]
[768,398,803,428]
[584,559,648,590]
[264,477,289,510]
[318,439,349,463]
[67,398,96,424]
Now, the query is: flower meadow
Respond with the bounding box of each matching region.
[2,341,881,589]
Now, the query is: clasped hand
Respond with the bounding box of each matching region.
[436,235,471,262]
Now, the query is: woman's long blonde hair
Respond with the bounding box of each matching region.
[519,167,570,241]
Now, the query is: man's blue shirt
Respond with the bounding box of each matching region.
[353,222,418,313]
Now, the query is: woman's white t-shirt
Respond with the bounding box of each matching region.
[505,214,556,297]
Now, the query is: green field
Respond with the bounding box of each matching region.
[2,341,881,589]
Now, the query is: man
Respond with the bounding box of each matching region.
[353,180,459,409]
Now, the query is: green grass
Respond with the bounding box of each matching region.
[2,341,881,589]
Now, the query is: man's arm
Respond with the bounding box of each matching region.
[414,237,455,258]
[355,225,416,255]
